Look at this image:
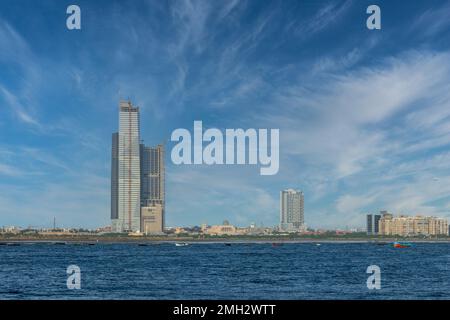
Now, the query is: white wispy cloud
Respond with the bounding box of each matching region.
[217,0,241,21]
[0,85,40,126]
[0,19,43,129]
[411,1,450,38]
[0,20,30,64]
[289,0,352,39]
[263,50,450,176]
[0,163,23,177]
[169,0,212,56]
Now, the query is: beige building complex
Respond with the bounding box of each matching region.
[141,204,164,235]
[203,221,246,236]
[378,212,448,236]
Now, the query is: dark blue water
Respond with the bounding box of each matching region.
[0,242,449,299]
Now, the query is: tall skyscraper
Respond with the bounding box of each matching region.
[111,100,165,234]
[280,189,305,232]
[140,144,165,234]
[111,101,141,232]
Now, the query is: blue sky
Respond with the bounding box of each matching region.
[1,0,450,229]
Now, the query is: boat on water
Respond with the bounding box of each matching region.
[7,243,21,246]
[271,243,283,247]
[393,241,412,248]
[224,243,232,246]
[175,242,189,247]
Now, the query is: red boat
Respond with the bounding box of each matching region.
[393,242,412,248]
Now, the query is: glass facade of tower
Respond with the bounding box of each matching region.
[366,214,373,235]
[367,213,382,235]
[111,132,119,220]
[140,144,165,232]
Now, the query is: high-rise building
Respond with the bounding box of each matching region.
[280,189,305,232]
[111,100,166,234]
[140,144,165,207]
[366,214,373,235]
[366,213,382,235]
[140,144,165,234]
[374,214,381,234]
[111,101,141,232]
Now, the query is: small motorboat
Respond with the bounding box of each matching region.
[271,243,283,247]
[6,243,20,246]
[175,242,189,247]
[393,241,412,248]
[224,243,232,246]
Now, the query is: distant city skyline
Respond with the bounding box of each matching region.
[2,1,450,229]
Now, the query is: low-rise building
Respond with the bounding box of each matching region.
[379,214,448,236]
[204,221,245,236]
[141,204,164,235]
[0,226,21,234]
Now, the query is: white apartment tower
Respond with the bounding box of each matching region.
[280,189,305,232]
[111,101,141,232]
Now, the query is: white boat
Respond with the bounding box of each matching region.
[175,242,189,247]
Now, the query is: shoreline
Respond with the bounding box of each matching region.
[1,236,450,244]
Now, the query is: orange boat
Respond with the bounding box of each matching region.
[393,242,412,248]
